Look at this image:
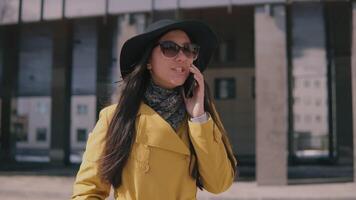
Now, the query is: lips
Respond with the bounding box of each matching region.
[174,67,183,72]
[172,67,187,73]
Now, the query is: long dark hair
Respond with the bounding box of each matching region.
[99,40,237,189]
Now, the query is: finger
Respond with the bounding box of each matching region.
[193,73,203,85]
[189,65,197,74]
[190,69,204,84]
[191,64,201,72]
[189,65,200,74]
[189,67,203,80]
[191,66,203,78]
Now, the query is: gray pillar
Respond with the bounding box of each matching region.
[255,4,288,185]
[0,25,19,162]
[50,20,73,165]
[351,2,356,183]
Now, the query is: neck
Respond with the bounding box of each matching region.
[150,78,179,92]
[151,76,176,90]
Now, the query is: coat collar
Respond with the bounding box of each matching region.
[135,102,190,156]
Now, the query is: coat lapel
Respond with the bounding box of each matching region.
[135,102,190,156]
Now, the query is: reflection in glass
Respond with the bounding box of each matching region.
[291,3,330,159]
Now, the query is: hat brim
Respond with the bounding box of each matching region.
[120,20,218,78]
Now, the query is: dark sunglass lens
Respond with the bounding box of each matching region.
[183,44,199,59]
[160,41,179,58]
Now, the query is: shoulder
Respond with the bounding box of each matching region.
[99,104,118,122]
[100,104,118,114]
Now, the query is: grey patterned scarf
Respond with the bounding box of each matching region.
[143,79,187,132]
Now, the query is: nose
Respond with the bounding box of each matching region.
[174,49,188,63]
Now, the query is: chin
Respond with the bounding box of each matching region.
[170,79,186,87]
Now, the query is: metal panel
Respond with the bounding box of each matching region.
[0,0,20,25]
[109,0,151,14]
[72,19,97,95]
[18,24,52,96]
[65,0,106,18]
[22,0,41,22]
[44,0,62,20]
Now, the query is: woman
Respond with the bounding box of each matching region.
[72,19,237,200]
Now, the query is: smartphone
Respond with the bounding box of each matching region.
[183,73,196,98]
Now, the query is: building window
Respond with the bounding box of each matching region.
[304,80,310,88]
[77,129,87,142]
[315,115,321,123]
[226,39,235,62]
[36,128,47,142]
[214,39,236,62]
[218,41,228,62]
[214,78,236,100]
[77,104,88,115]
[37,102,47,114]
[128,14,136,25]
[15,123,27,142]
[315,98,322,106]
[314,80,320,88]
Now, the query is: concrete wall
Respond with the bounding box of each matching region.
[255,4,288,185]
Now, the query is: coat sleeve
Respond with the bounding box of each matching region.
[72,107,111,200]
[188,115,236,194]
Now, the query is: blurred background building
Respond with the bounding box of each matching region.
[0,0,355,186]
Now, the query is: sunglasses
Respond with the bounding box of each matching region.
[157,41,200,60]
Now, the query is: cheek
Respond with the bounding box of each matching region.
[151,50,168,71]
[151,60,170,76]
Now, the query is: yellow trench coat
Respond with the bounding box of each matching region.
[72,102,236,200]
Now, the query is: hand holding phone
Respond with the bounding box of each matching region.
[182,64,205,118]
[183,73,197,98]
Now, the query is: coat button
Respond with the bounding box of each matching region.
[144,163,150,173]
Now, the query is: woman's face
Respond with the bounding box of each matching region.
[149,30,194,89]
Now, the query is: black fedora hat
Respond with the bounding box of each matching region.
[120,19,218,78]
